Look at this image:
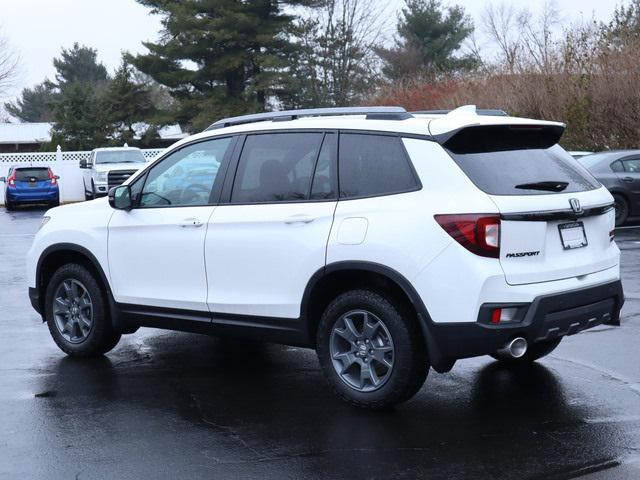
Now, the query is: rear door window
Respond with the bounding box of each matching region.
[338,133,419,199]
[444,125,599,195]
[231,133,324,203]
[15,168,49,181]
[622,158,640,173]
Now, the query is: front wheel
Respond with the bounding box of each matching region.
[45,263,120,357]
[491,337,562,364]
[316,290,428,409]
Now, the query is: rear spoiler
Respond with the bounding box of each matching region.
[437,124,566,154]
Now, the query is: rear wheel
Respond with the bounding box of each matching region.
[491,337,562,364]
[316,289,428,409]
[613,194,629,227]
[45,263,120,357]
[5,199,14,211]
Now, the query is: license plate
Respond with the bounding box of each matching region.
[558,222,588,250]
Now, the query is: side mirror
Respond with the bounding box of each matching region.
[79,160,89,169]
[0,177,5,183]
[108,185,132,210]
[54,175,60,180]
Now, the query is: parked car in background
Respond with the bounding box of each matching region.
[0,166,60,210]
[80,147,147,200]
[579,150,640,226]
[568,151,594,160]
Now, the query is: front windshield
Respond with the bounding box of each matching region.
[95,150,146,164]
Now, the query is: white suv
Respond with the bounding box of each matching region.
[27,106,624,408]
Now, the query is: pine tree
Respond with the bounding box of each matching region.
[49,82,110,150]
[51,43,108,89]
[103,60,157,144]
[130,0,316,131]
[48,44,111,149]
[4,83,56,122]
[377,0,478,80]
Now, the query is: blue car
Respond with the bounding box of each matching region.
[1,166,60,211]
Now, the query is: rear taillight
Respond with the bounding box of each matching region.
[7,172,16,187]
[434,214,501,258]
[48,168,57,185]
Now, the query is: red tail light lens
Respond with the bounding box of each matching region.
[7,172,16,187]
[48,168,57,185]
[434,214,501,258]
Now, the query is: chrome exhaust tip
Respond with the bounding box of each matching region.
[497,337,528,359]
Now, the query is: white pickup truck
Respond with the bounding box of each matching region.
[80,147,147,200]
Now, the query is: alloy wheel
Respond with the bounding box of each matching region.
[329,310,395,392]
[52,279,94,344]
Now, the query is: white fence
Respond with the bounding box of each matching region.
[0,147,164,205]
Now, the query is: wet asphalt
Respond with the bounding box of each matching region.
[0,208,639,480]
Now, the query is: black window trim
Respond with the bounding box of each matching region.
[129,135,238,210]
[336,130,423,201]
[219,129,340,206]
[125,127,430,208]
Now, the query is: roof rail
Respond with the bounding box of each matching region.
[412,108,509,117]
[205,106,411,131]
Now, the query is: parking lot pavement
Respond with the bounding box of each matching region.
[0,208,639,480]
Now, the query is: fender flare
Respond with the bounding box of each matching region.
[301,261,450,371]
[35,243,134,334]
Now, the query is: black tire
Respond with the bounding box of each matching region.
[45,263,120,357]
[316,289,428,409]
[491,337,562,364]
[613,194,629,227]
[49,196,60,208]
[5,200,14,211]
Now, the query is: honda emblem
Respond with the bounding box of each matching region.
[569,198,583,214]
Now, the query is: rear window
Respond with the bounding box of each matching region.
[15,168,49,181]
[444,125,599,195]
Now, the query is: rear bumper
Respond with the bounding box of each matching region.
[7,190,59,203]
[430,280,624,361]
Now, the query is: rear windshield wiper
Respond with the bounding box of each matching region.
[514,181,569,192]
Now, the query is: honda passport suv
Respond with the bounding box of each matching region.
[27,106,623,409]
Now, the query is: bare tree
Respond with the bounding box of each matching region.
[517,0,561,73]
[285,0,385,107]
[482,3,521,72]
[0,29,19,97]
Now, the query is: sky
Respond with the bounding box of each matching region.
[0,0,623,104]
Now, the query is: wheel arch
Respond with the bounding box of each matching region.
[301,261,448,370]
[35,243,134,333]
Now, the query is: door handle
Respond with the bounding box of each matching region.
[622,176,634,182]
[179,218,204,228]
[284,214,315,224]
